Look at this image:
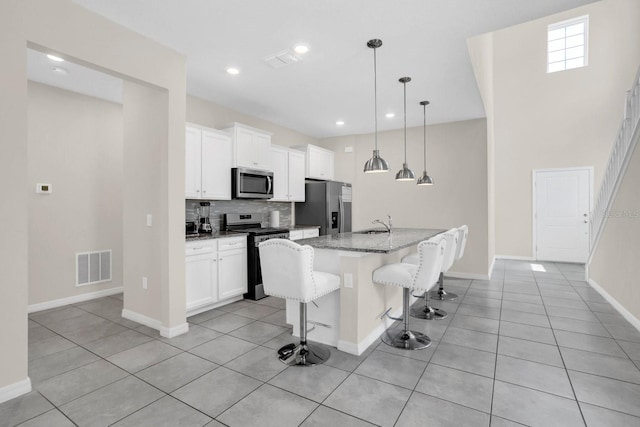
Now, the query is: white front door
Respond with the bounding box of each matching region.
[534,168,591,263]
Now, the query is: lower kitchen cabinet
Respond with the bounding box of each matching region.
[185,236,247,314]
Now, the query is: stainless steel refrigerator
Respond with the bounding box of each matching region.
[295,180,352,236]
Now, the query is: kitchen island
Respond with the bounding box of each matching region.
[285,228,444,355]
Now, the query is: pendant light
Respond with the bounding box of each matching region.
[395,77,415,181]
[363,39,390,174]
[417,100,434,186]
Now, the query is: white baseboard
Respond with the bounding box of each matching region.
[160,323,189,338]
[0,378,31,404]
[495,255,536,261]
[588,278,640,332]
[446,271,489,281]
[122,309,189,338]
[337,306,402,356]
[488,256,496,278]
[28,287,123,313]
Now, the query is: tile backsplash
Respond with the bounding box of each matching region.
[185,199,292,232]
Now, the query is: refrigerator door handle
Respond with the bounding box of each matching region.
[338,195,344,233]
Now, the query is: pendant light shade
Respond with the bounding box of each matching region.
[417,100,434,186]
[364,39,389,174]
[395,77,415,181]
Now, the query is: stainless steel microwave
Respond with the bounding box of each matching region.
[232,167,274,199]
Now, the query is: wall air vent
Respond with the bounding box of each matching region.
[263,50,302,69]
[76,250,112,286]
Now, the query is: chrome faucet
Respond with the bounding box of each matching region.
[372,214,393,233]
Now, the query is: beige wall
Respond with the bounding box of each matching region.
[1,0,186,397]
[589,141,640,320]
[28,82,123,305]
[319,119,489,277]
[187,95,318,147]
[490,0,640,257]
[468,32,496,269]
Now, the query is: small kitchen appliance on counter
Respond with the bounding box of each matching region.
[223,212,289,300]
[198,202,213,234]
[185,221,199,236]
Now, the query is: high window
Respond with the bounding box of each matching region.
[547,15,588,73]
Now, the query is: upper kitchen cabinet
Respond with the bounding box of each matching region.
[293,144,335,180]
[185,124,232,200]
[271,145,305,202]
[222,123,272,171]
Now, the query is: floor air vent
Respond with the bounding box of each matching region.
[76,250,112,286]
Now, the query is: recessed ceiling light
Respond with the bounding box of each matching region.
[51,66,69,75]
[226,67,240,75]
[293,44,310,55]
[46,54,64,62]
[385,113,395,118]
[336,120,345,126]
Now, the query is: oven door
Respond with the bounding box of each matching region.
[232,167,273,199]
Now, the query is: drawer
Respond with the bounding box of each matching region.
[218,236,247,251]
[303,228,319,238]
[185,241,216,255]
[289,230,304,241]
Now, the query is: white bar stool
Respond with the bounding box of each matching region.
[429,225,468,301]
[373,236,446,350]
[259,239,340,366]
[403,228,458,320]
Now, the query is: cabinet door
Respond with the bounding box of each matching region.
[288,150,306,201]
[235,128,255,168]
[289,230,304,241]
[185,252,217,310]
[253,133,272,170]
[270,146,289,201]
[307,145,334,180]
[201,130,232,200]
[218,249,247,299]
[185,127,202,198]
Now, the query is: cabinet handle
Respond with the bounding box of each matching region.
[196,190,200,193]
[203,190,206,194]
[219,257,223,261]
[212,259,217,262]
[191,247,203,250]
[227,242,238,245]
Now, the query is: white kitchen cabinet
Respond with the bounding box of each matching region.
[185,236,247,315]
[288,227,319,241]
[222,122,272,171]
[185,124,232,200]
[288,230,304,241]
[292,144,335,180]
[270,145,306,202]
[185,242,218,311]
[303,228,319,238]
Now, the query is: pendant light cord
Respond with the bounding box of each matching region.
[403,81,407,163]
[423,103,427,170]
[373,47,378,151]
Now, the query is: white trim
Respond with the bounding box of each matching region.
[160,323,189,339]
[337,307,402,356]
[446,271,489,281]
[495,255,536,261]
[28,287,123,313]
[122,309,189,338]
[488,256,496,278]
[588,278,640,332]
[186,295,243,317]
[532,167,593,263]
[0,378,31,404]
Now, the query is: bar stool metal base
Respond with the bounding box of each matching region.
[277,342,330,366]
[381,329,431,350]
[411,304,448,320]
[428,289,458,301]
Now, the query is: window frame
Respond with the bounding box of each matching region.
[547,15,589,74]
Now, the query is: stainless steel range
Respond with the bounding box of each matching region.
[223,213,289,300]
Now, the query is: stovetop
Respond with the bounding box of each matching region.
[227,226,289,236]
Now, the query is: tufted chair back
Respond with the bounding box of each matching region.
[455,225,469,262]
[441,228,459,273]
[412,235,447,292]
[259,239,318,302]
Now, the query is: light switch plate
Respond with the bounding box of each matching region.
[343,273,353,288]
[146,214,153,227]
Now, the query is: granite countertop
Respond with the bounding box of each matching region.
[299,228,445,254]
[185,231,248,241]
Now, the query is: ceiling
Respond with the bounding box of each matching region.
[41,0,598,138]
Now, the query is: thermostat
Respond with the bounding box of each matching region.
[36,183,52,194]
